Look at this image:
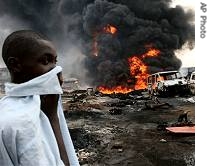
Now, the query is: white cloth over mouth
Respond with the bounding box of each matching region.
[0,66,80,166]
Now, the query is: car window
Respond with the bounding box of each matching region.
[148,76,152,83]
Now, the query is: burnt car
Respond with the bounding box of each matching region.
[147,70,189,97]
[189,71,195,95]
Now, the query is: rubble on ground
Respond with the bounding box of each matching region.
[62,88,195,166]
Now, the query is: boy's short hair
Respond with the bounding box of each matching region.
[2,30,49,66]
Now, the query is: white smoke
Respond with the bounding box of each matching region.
[57,44,90,87]
[172,0,195,68]
[175,42,195,68]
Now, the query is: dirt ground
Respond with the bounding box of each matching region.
[63,93,195,166]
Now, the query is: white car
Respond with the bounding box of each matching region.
[189,72,195,95]
[147,70,188,96]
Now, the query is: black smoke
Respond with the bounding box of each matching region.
[79,0,194,87]
[0,0,64,43]
[0,0,194,88]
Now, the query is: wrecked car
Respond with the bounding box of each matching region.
[147,70,188,96]
[189,71,195,95]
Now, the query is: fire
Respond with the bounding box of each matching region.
[98,47,160,94]
[93,27,161,93]
[127,48,160,90]
[103,24,117,34]
[93,24,117,56]
[128,56,149,90]
[142,48,160,58]
[129,56,147,76]
[98,86,133,94]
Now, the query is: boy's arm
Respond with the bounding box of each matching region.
[41,94,70,166]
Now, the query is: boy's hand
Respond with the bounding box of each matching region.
[40,94,59,117]
[57,72,63,87]
[40,72,70,166]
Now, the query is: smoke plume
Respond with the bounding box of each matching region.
[0,0,194,88]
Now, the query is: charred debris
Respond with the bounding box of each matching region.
[62,85,194,120]
[62,86,195,165]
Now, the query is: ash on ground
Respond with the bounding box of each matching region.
[63,91,195,166]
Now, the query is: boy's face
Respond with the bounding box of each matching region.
[18,39,60,82]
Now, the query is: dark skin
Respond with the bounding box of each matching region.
[7,39,70,166]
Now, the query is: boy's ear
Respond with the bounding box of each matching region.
[7,57,22,73]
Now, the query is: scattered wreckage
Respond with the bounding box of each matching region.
[61,81,194,165]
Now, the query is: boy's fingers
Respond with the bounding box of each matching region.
[57,72,63,86]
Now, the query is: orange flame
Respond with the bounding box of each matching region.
[128,56,149,90]
[127,48,160,90]
[142,48,160,58]
[98,86,133,94]
[103,24,117,34]
[98,48,160,94]
[93,24,117,56]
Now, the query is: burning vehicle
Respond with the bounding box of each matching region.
[147,70,188,96]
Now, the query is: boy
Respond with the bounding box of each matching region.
[0,30,79,166]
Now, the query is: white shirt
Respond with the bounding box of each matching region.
[0,66,80,166]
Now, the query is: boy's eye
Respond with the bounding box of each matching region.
[41,55,49,65]
[41,54,57,65]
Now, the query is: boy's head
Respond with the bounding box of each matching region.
[2,30,58,83]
